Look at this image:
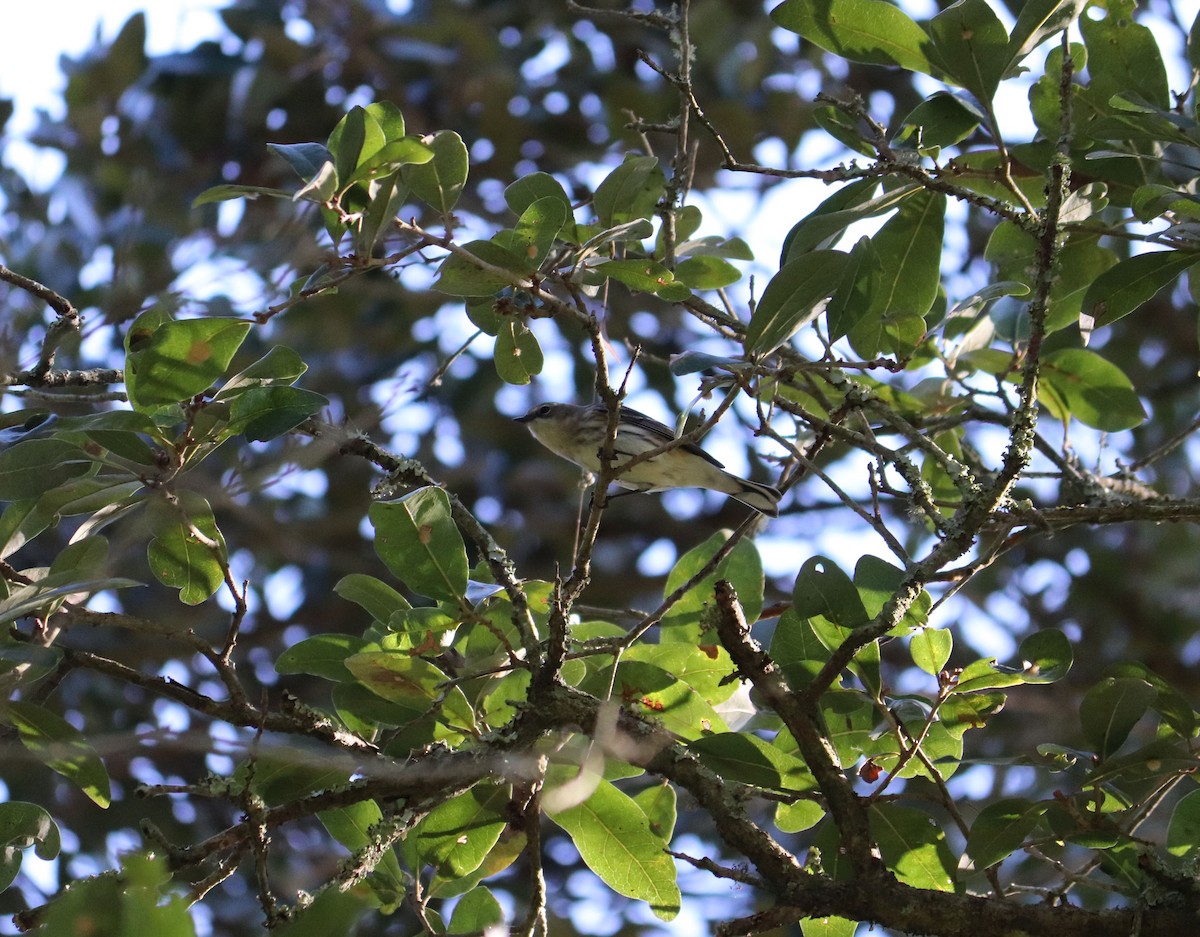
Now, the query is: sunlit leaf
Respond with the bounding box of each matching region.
[369,488,468,602]
[146,491,226,605]
[1,702,110,808]
[403,129,469,213]
[965,798,1048,870]
[1039,349,1146,431]
[545,769,680,920]
[771,0,945,77]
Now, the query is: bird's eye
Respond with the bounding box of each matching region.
[537,404,552,416]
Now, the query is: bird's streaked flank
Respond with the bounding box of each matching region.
[516,402,782,516]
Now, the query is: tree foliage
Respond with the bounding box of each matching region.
[3,1,1200,935]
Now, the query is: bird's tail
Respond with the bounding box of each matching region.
[726,476,782,516]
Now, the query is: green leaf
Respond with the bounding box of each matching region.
[673,255,741,290]
[403,130,468,213]
[861,189,945,326]
[369,488,468,602]
[344,136,432,189]
[593,155,664,227]
[870,802,955,891]
[911,628,952,675]
[1131,185,1200,225]
[1044,236,1120,333]
[327,106,372,187]
[665,204,704,245]
[48,536,107,582]
[271,889,369,937]
[1167,789,1200,857]
[688,732,816,792]
[405,785,509,878]
[295,159,338,204]
[494,320,544,385]
[951,631,1070,694]
[929,0,1008,102]
[0,801,60,859]
[505,172,576,242]
[0,801,60,890]
[953,657,1025,693]
[814,104,875,156]
[35,479,145,540]
[776,799,826,834]
[590,259,681,295]
[386,607,458,639]
[268,142,335,181]
[1006,0,1086,68]
[584,659,728,740]
[1018,629,1073,683]
[1084,737,1195,789]
[545,770,680,919]
[793,556,869,629]
[428,830,528,899]
[332,681,426,732]
[510,195,570,268]
[226,386,328,441]
[434,240,528,296]
[465,298,504,336]
[317,800,406,906]
[939,691,1006,737]
[191,183,291,207]
[771,0,945,77]
[1,702,110,807]
[660,533,763,642]
[771,608,831,689]
[345,651,475,733]
[745,249,850,355]
[39,852,196,937]
[1079,4,1169,111]
[124,310,252,410]
[0,575,141,627]
[0,439,94,501]
[801,914,859,937]
[965,798,1048,870]
[1039,348,1146,432]
[0,643,61,687]
[677,233,753,261]
[622,642,739,704]
[354,170,412,255]
[146,490,227,605]
[633,783,677,842]
[275,634,368,682]
[1191,8,1200,71]
[668,351,745,376]
[826,236,883,341]
[782,183,919,263]
[506,171,572,216]
[1104,662,1195,738]
[365,101,405,140]
[897,92,982,149]
[334,573,412,622]
[448,887,505,935]
[854,554,929,632]
[1081,676,1156,758]
[217,346,308,397]
[1083,251,1197,329]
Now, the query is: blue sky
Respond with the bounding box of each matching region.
[2,3,227,126]
[1,3,226,188]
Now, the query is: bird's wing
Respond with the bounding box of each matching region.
[616,407,726,468]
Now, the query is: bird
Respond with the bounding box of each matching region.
[515,402,782,516]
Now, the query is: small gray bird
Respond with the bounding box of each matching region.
[515,402,782,516]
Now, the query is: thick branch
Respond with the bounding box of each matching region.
[712,580,878,877]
